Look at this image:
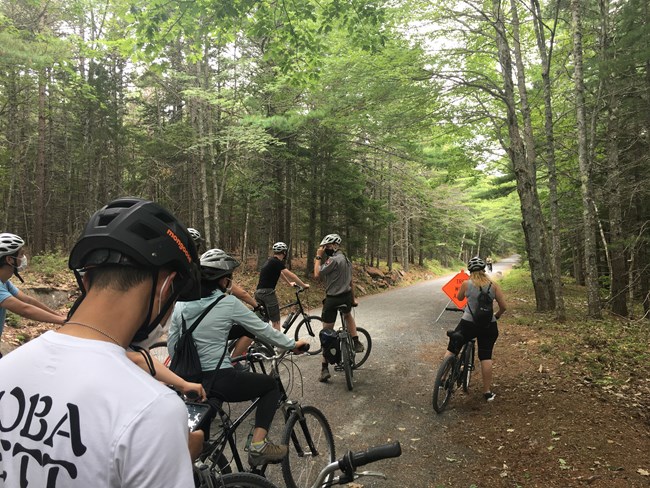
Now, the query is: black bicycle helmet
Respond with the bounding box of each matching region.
[467,256,486,272]
[68,197,201,342]
[200,249,240,281]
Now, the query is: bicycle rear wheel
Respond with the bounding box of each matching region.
[462,341,475,393]
[341,337,354,391]
[293,315,323,355]
[149,341,170,367]
[281,405,335,488]
[432,355,456,413]
[215,472,279,488]
[352,327,372,368]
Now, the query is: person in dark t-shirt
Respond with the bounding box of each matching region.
[255,242,309,330]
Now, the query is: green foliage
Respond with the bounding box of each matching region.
[30,253,69,278]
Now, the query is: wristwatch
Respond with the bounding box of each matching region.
[315,256,322,261]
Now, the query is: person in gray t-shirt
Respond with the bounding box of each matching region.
[313,233,364,382]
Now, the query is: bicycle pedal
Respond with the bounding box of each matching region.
[334,365,343,372]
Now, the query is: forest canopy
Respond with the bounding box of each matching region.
[1,0,648,319]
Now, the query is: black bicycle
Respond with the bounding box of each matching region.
[197,343,336,488]
[329,305,372,391]
[432,328,475,413]
[260,285,324,355]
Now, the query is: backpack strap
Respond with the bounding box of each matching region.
[185,294,227,335]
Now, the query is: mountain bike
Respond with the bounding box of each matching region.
[305,441,401,487]
[198,343,336,488]
[262,285,323,355]
[328,305,372,391]
[432,329,475,413]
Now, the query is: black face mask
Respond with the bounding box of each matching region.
[324,248,335,257]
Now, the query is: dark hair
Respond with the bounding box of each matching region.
[200,274,231,298]
[85,265,152,292]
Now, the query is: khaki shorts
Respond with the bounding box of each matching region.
[254,288,280,322]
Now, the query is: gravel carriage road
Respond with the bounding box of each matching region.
[260,256,519,488]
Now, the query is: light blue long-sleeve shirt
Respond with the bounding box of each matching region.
[168,289,295,371]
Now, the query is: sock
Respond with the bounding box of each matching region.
[321,363,329,370]
[250,440,266,451]
[353,336,360,343]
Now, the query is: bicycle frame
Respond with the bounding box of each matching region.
[279,287,312,333]
[201,347,314,476]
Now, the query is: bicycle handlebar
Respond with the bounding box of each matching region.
[445,307,463,312]
[348,441,402,469]
[231,343,310,365]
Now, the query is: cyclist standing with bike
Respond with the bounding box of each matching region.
[255,241,310,330]
[445,256,507,401]
[168,248,308,467]
[0,198,201,487]
[313,233,364,383]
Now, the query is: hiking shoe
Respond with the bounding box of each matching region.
[319,368,331,382]
[354,340,365,353]
[484,392,496,402]
[248,441,288,466]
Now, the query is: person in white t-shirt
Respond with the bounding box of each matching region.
[0,197,202,487]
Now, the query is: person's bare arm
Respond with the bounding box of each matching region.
[231,282,257,308]
[493,283,507,319]
[281,269,309,289]
[313,247,325,279]
[456,280,468,301]
[1,295,66,324]
[15,290,62,316]
[127,351,207,401]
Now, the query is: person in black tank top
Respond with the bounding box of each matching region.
[255,242,310,330]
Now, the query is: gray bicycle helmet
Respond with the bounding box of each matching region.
[188,228,202,244]
[200,249,240,281]
[319,234,342,246]
[272,241,288,253]
[0,233,24,258]
[467,256,486,272]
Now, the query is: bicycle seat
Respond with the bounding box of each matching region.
[336,304,348,311]
[446,330,464,342]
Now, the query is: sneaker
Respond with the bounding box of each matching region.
[484,392,496,402]
[354,340,365,353]
[248,441,288,466]
[319,368,331,382]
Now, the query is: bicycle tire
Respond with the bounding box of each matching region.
[293,315,323,355]
[352,327,372,368]
[281,405,336,488]
[215,472,279,488]
[432,355,456,413]
[341,336,354,391]
[462,341,475,393]
[149,341,171,367]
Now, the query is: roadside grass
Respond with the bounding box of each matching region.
[499,269,650,395]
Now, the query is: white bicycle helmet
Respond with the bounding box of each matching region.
[319,234,342,246]
[467,256,486,272]
[272,242,288,253]
[200,249,240,281]
[0,233,25,258]
[188,228,201,244]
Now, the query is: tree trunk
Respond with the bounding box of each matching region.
[572,0,602,318]
[34,68,47,253]
[531,0,566,320]
[493,0,555,311]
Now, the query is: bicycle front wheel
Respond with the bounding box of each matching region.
[149,341,170,367]
[432,355,456,413]
[352,327,372,368]
[215,472,279,488]
[341,337,354,391]
[462,341,475,393]
[293,315,323,355]
[281,405,336,488]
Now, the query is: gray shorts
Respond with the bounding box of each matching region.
[254,288,280,322]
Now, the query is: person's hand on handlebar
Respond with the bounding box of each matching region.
[292,340,310,355]
[180,381,207,402]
